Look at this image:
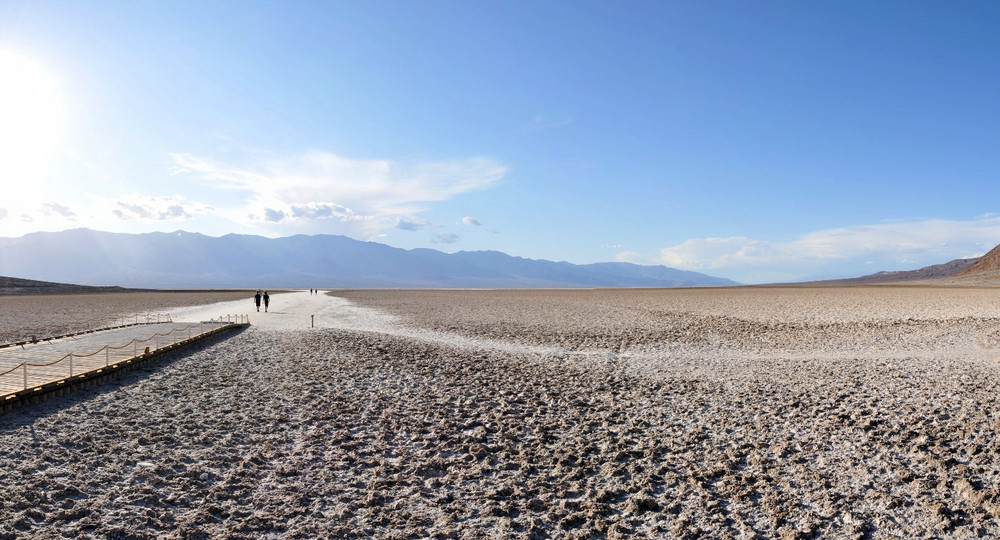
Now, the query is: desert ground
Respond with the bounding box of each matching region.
[3,287,1000,538]
[0,291,254,344]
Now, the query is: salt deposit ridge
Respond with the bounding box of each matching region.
[167,290,569,357]
[168,289,1000,370]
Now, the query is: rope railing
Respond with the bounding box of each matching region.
[0,314,249,394]
[0,312,175,347]
[206,314,249,325]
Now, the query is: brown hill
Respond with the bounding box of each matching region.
[845,257,978,284]
[957,243,1000,276]
[796,257,978,286]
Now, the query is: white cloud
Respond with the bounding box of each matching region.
[41,202,76,219]
[659,236,768,269]
[614,250,641,263]
[289,202,363,221]
[169,151,506,239]
[106,194,208,222]
[262,208,285,223]
[657,217,1000,283]
[252,202,370,224]
[395,217,433,231]
[8,201,77,227]
[432,232,459,244]
[461,216,502,234]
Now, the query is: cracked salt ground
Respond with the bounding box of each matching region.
[9,287,1000,537]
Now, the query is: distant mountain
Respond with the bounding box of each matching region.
[812,257,980,285]
[0,229,739,289]
[0,276,131,295]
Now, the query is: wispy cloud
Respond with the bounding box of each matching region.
[655,217,1000,283]
[169,151,507,238]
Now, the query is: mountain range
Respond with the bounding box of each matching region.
[0,275,130,295]
[0,229,739,289]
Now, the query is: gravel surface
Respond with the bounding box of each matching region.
[3,287,1000,538]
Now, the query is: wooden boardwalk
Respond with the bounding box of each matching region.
[0,321,237,397]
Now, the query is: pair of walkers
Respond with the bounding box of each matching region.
[254,290,270,312]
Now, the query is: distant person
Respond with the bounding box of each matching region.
[263,291,270,312]
[254,290,262,312]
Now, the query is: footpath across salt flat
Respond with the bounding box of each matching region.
[167,290,576,358]
[168,290,403,333]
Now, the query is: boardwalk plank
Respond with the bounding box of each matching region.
[0,322,232,395]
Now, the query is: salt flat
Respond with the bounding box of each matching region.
[3,286,1000,538]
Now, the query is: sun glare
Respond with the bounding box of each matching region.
[0,50,65,189]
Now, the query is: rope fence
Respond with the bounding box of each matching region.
[0,314,249,396]
[0,312,175,348]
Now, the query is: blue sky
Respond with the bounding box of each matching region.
[0,1,998,284]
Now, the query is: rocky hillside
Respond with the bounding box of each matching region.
[796,257,978,285]
[956,243,1000,277]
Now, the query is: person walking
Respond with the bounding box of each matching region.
[263,291,270,312]
[254,290,262,312]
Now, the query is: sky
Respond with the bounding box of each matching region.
[0,1,998,284]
